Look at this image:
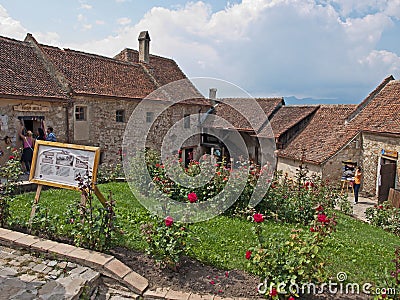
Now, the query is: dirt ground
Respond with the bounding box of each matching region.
[110,246,264,299]
[110,246,371,300]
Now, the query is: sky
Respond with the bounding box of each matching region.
[1,0,400,104]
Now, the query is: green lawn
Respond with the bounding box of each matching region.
[9,182,400,286]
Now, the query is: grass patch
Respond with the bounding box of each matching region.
[9,182,400,286]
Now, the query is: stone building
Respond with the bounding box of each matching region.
[277,75,400,201]
[0,32,209,166]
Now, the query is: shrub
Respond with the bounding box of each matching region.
[0,148,23,228]
[140,214,191,271]
[66,172,119,252]
[246,206,337,298]
[365,202,400,236]
[96,163,124,183]
[257,166,350,225]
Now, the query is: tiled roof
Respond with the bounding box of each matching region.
[40,46,157,99]
[278,105,357,164]
[210,98,284,131]
[114,48,207,104]
[0,34,207,104]
[349,79,400,134]
[0,36,67,100]
[114,48,189,88]
[268,105,319,138]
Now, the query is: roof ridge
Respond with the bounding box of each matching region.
[346,75,394,123]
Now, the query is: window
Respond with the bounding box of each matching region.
[116,110,125,122]
[75,106,86,121]
[184,114,190,128]
[146,112,154,123]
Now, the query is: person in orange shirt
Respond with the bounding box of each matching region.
[353,166,362,204]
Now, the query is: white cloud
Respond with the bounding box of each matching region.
[359,50,400,74]
[2,0,399,102]
[95,20,105,25]
[0,5,26,39]
[80,4,92,10]
[117,17,131,25]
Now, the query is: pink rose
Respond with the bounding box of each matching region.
[188,192,198,203]
[253,213,264,223]
[165,216,174,227]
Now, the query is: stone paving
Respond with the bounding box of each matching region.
[0,227,241,299]
[348,194,377,222]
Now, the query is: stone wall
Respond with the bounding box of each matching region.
[0,98,67,152]
[322,133,362,186]
[70,96,208,165]
[277,157,322,180]
[362,132,400,196]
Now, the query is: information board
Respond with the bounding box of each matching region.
[30,140,100,190]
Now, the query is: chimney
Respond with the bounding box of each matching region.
[138,31,150,63]
[209,88,217,106]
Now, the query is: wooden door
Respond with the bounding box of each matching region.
[378,162,397,203]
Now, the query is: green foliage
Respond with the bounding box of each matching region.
[129,149,266,214]
[29,205,60,239]
[96,163,124,184]
[66,173,119,252]
[257,167,351,225]
[0,148,23,227]
[246,207,337,298]
[365,202,400,236]
[140,214,191,270]
[7,182,400,292]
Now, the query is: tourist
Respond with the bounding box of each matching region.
[353,166,362,204]
[36,127,46,140]
[46,127,57,142]
[19,127,35,174]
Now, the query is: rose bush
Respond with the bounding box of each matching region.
[0,148,23,228]
[141,214,191,270]
[246,205,337,299]
[366,202,400,236]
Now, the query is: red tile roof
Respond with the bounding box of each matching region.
[0,34,207,104]
[268,105,319,138]
[0,36,67,100]
[278,105,357,164]
[349,79,400,134]
[40,46,157,99]
[210,98,284,131]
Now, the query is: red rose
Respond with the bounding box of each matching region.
[316,205,323,212]
[210,280,215,285]
[288,297,295,300]
[9,156,15,160]
[245,250,252,260]
[188,192,198,203]
[310,227,316,232]
[317,214,329,223]
[155,163,160,168]
[253,213,264,223]
[270,288,278,296]
[165,216,173,227]
[378,205,383,209]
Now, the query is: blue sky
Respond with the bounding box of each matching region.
[1,0,400,104]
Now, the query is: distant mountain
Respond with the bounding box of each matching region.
[284,96,356,105]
